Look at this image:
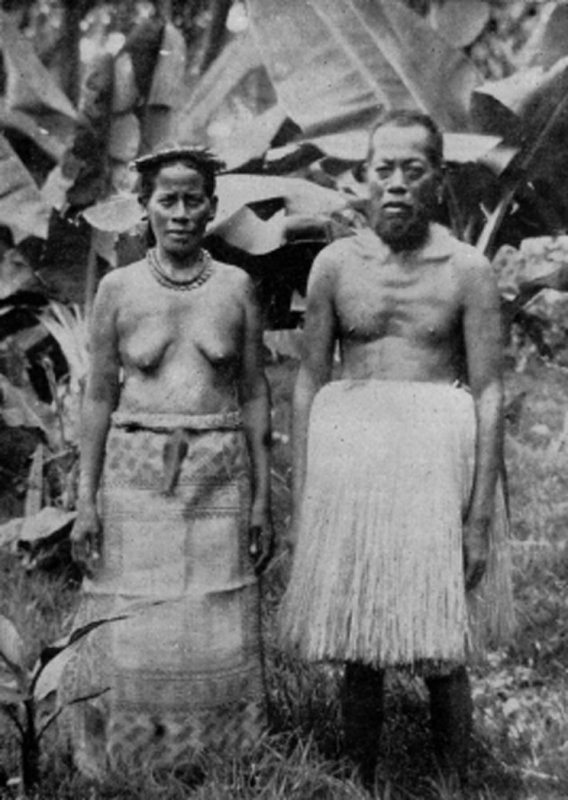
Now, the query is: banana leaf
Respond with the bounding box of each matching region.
[19,507,76,549]
[216,104,288,170]
[0,614,25,679]
[0,11,76,121]
[0,134,51,239]
[247,0,480,140]
[428,0,490,48]
[139,22,187,156]
[474,55,568,255]
[0,102,68,163]
[108,113,141,162]
[215,174,348,222]
[82,195,143,234]
[518,2,568,70]
[111,52,139,114]
[0,374,52,436]
[147,22,186,109]
[175,31,266,145]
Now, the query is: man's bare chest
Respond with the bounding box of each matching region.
[335,260,462,343]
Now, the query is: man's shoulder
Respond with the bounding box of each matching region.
[433,225,489,270]
[312,230,375,270]
[431,227,498,307]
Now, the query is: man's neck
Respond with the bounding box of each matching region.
[377,222,432,256]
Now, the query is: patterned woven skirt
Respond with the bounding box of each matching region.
[279,380,515,672]
[59,411,265,778]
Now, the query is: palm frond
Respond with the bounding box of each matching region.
[38,301,89,394]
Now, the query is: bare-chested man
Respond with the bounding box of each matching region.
[280,110,513,785]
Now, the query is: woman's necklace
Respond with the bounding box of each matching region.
[147,247,213,291]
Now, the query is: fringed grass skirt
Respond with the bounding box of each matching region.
[59,411,265,779]
[279,380,515,672]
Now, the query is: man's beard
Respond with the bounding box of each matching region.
[374,210,430,253]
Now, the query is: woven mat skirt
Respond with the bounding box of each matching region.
[279,380,515,672]
[59,413,265,778]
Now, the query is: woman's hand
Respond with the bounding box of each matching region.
[248,507,274,575]
[71,502,103,578]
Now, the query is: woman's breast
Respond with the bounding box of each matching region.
[120,314,240,371]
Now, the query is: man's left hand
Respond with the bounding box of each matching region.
[463,516,490,591]
[248,509,274,575]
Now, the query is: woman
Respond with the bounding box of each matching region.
[60,146,273,778]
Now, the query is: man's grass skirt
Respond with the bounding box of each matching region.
[59,412,265,778]
[280,380,515,672]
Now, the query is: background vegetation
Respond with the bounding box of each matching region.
[1,2,568,798]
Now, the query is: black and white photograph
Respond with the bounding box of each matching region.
[0,2,565,798]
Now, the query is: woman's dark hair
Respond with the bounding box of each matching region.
[367,109,444,170]
[134,145,225,206]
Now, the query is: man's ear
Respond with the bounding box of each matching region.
[208,195,218,221]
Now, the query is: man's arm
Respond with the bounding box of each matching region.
[290,254,337,549]
[72,275,120,576]
[238,275,273,573]
[462,257,504,590]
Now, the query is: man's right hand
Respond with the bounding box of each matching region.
[71,503,103,578]
[463,517,490,591]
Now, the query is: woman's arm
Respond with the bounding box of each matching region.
[238,274,273,573]
[72,275,121,576]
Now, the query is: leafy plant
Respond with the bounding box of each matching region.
[38,301,89,401]
[0,612,125,792]
[36,299,89,461]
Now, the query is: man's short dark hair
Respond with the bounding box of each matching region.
[134,144,225,205]
[367,110,444,170]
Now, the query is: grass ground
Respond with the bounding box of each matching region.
[0,354,567,799]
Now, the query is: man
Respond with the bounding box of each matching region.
[280,110,513,784]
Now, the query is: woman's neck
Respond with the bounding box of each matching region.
[155,245,204,278]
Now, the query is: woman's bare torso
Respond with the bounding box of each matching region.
[113,259,247,415]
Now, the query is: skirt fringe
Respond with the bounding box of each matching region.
[279,380,515,670]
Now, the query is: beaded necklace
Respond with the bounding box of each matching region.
[147,247,213,291]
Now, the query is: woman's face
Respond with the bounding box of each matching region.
[146,162,217,258]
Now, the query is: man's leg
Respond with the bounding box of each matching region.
[425,665,472,783]
[341,662,384,785]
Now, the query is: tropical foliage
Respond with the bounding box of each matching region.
[0,611,125,792]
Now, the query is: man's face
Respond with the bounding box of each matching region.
[366,124,440,252]
[146,162,217,258]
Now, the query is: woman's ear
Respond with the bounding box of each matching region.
[208,195,219,221]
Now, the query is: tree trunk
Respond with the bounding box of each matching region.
[58,0,84,106]
[21,700,40,792]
